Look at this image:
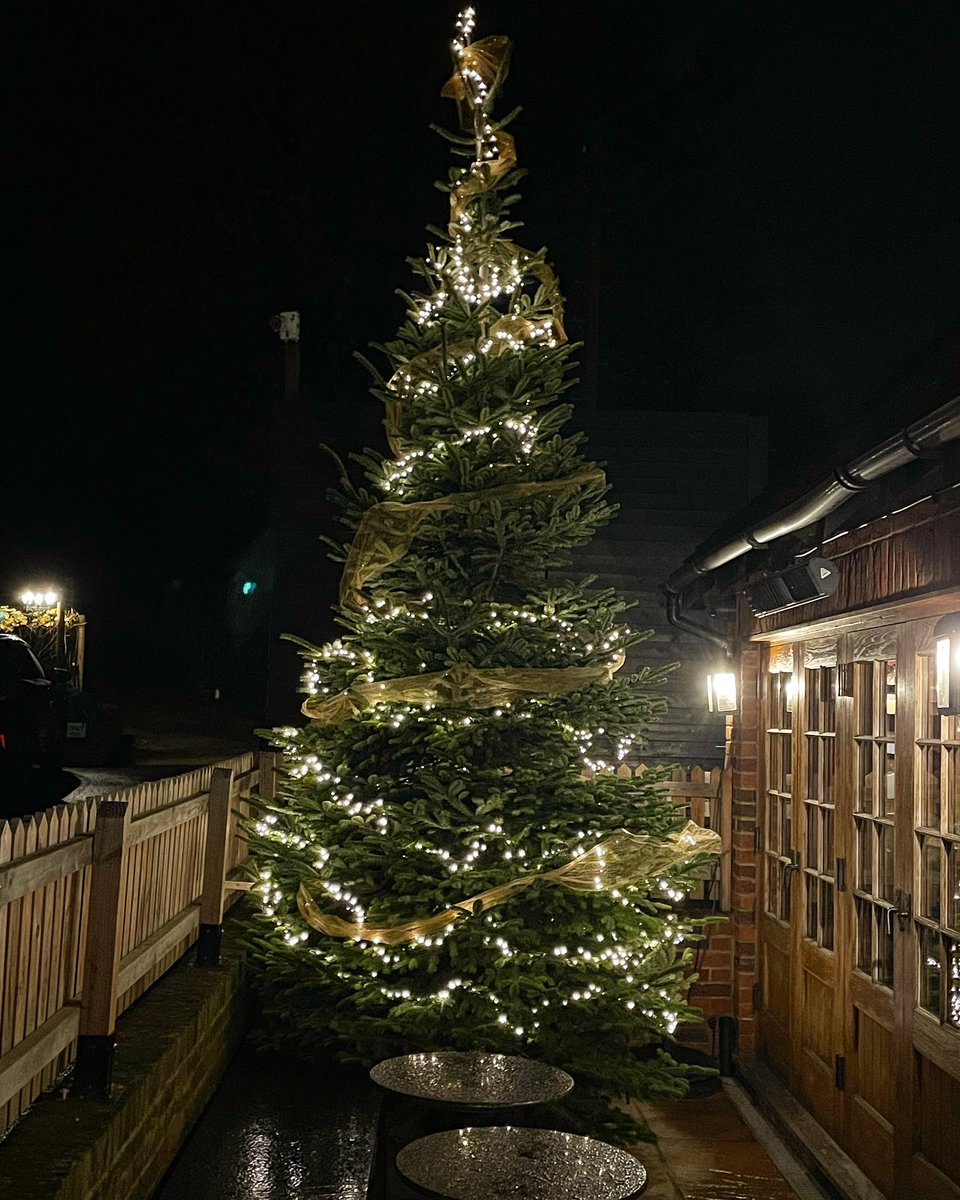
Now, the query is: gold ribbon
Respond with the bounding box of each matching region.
[441,34,512,131]
[302,652,626,723]
[383,263,566,457]
[449,129,516,226]
[297,821,722,944]
[340,467,605,609]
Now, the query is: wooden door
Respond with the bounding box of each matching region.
[844,638,900,1194]
[795,642,843,1144]
[757,619,960,1199]
[758,649,795,1084]
[903,631,960,1198]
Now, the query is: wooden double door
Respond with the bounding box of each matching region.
[758,615,960,1199]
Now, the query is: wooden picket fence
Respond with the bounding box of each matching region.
[583,762,732,909]
[0,751,274,1138]
[0,749,728,1138]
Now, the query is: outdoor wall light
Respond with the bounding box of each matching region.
[934,612,960,715]
[707,669,738,713]
[20,588,60,608]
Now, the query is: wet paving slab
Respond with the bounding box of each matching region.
[628,1089,825,1200]
[152,1045,380,1200]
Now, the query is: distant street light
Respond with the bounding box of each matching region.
[20,589,60,608]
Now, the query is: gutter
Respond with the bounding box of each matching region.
[662,395,960,648]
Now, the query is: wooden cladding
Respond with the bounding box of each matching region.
[745,495,960,639]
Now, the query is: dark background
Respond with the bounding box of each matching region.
[5,1,959,714]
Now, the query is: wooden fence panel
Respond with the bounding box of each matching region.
[585,761,731,909]
[0,751,260,1138]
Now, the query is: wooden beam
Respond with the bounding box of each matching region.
[116,905,200,996]
[750,587,960,644]
[0,1006,79,1110]
[127,793,208,848]
[0,835,92,907]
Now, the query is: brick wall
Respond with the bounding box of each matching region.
[0,935,251,1200]
[730,644,761,1055]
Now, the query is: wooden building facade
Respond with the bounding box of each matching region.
[667,401,960,1199]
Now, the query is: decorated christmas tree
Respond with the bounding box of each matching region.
[245,8,720,1140]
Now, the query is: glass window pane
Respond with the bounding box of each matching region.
[780,673,794,729]
[920,745,941,829]
[806,669,819,730]
[823,738,835,803]
[885,659,897,737]
[879,824,895,903]
[919,926,941,1016]
[823,808,835,874]
[920,836,942,922]
[949,843,960,933]
[858,662,876,736]
[920,659,942,741]
[858,742,875,813]
[806,876,818,941]
[808,738,820,800]
[857,897,872,972]
[781,797,792,855]
[883,744,896,818]
[949,941,960,1028]
[857,820,873,892]
[950,748,959,836]
[822,667,836,733]
[806,803,819,872]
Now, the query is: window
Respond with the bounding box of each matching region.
[803,666,836,949]
[764,666,794,923]
[915,654,960,1026]
[853,658,897,987]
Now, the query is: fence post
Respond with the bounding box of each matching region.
[197,767,235,967]
[259,750,277,802]
[72,799,129,1099]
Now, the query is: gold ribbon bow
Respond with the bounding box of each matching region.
[302,652,626,723]
[441,34,512,131]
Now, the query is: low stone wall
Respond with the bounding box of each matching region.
[0,923,250,1200]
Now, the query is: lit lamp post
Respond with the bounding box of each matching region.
[19,587,65,671]
[934,612,960,716]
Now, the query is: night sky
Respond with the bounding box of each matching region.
[6,2,960,703]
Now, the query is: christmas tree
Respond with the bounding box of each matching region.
[245,8,719,1140]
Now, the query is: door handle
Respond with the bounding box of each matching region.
[894,889,912,932]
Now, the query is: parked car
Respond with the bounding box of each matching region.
[0,632,65,800]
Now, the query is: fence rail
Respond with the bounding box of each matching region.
[0,752,268,1133]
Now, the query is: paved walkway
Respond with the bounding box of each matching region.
[628,1086,828,1199]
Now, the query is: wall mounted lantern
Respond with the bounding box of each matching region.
[934,612,960,715]
[707,668,738,713]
